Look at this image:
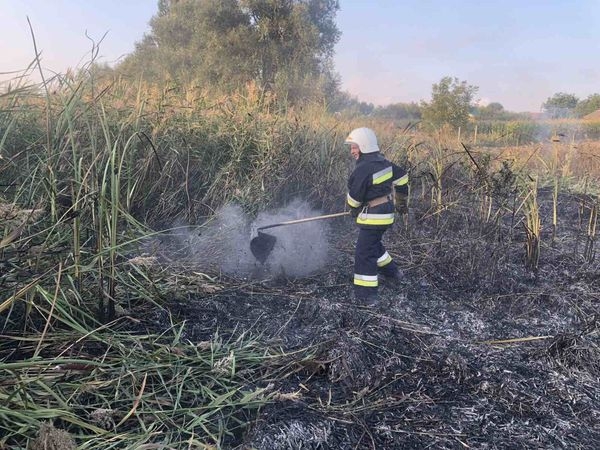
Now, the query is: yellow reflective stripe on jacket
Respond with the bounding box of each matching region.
[377,251,392,267]
[347,193,362,208]
[354,274,378,287]
[372,166,393,185]
[393,174,409,186]
[356,212,395,226]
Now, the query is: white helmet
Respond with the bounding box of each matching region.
[345,127,379,154]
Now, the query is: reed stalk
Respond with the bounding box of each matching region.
[584,198,598,262]
[521,177,541,272]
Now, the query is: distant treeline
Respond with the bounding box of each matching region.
[44,1,600,128]
[331,97,532,122]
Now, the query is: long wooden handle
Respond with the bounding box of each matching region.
[257,211,349,231]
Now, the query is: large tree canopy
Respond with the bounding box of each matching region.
[118,0,340,103]
[421,77,479,129]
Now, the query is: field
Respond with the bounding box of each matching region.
[1,75,600,448]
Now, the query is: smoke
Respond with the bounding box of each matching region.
[251,199,333,278]
[177,199,334,279]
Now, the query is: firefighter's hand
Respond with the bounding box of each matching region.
[349,207,360,218]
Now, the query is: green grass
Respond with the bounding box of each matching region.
[0,321,300,448]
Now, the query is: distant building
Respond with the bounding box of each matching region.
[583,109,600,121]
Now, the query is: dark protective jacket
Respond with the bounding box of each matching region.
[346,152,408,228]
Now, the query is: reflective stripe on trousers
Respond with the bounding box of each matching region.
[354,227,398,298]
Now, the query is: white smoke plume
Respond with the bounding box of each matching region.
[178,199,334,279]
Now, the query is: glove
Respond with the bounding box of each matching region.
[395,193,408,215]
[349,207,360,218]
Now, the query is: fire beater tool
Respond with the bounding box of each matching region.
[250,211,349,263]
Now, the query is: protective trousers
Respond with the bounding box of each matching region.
[353,227,398,300]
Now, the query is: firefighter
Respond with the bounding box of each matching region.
[345,127,409,305]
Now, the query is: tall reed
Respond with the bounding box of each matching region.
[584,199,598,262]
[520,177,541,273]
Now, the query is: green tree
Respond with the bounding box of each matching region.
[119,0,252,86]
[484,102,504,115]
[474,102,511,120]
[542,92,579,118]
[118,0,340,103]
[244,0,339,91]
[327,91,375,116]
[421,76,478,129]
[575,93,600,117]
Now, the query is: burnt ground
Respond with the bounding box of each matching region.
[144,187,600,449]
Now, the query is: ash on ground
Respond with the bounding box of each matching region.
[141,188,600,449]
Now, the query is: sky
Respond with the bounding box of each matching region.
[1,0,599,112]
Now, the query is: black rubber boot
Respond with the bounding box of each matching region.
[379,268,403,285]
[361,295,379,306]
[354,285,378,306]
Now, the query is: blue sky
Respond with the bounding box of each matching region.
[2,0,599,112]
